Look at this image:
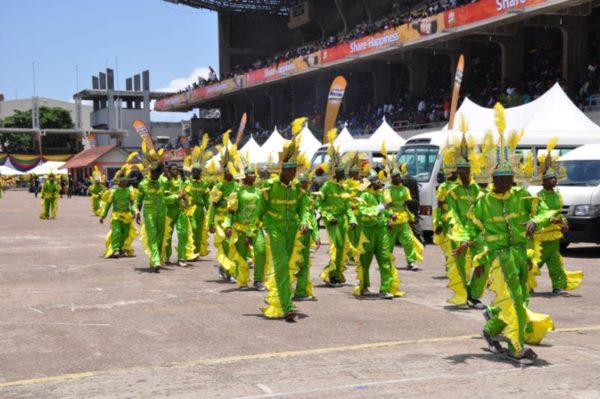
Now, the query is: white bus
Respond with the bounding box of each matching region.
[396,129,599,240]
[310,138,399,169]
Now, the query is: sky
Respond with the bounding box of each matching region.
[0,0,218,121]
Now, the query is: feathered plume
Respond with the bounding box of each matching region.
[494,103,506,134]
[507,129,525,150]
[291,117,308,136]
[458,113,469,134]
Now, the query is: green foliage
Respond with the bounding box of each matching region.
[0,106,75,153]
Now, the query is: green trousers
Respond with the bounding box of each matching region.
[111,219,131,253]
[41,198,57,219]
[190,206,208,256]
[92,196,102,216]
[143,207,165,268]
[165,207,191,261]
[388,222,417,263]
[295,232,313,297]
[538,239,567,290]
[233,229,266,287]
[267,224,298,315]
[483,247,528,354]
[466,238,488,300]
[322,217,348,283]
[358,225,393,293]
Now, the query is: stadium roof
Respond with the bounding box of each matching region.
[163,0,290,15]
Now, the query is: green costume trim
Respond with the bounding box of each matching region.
[102,187,138,257]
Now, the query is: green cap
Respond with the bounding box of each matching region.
[543,168,557,179]
[456,157,470,168]
[492,162,514,177]
[282,162,298,169]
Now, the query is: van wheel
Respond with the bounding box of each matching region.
[560,241,570,251]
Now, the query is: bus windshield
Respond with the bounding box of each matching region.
[559,160,600,186]
[396,146,439,183]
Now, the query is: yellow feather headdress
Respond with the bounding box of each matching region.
[278,119,304,170]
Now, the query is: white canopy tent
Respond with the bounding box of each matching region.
[368,116,406,149]
[444,83,600,136]
[260,127,286,163]
[28,161,68,175]
[335,124,354,144]
[239,135,266,163]
[0,165,23,175]
[297,125,322,160]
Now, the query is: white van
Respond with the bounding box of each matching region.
[396,129,597,240]
[310,138,399,169]
[528,143,600,246]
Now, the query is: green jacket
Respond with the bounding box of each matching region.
[136,177,165,212]
[259,178,309,230]
[224,184,264,237]
[209,180,238,225]
[185,178,210,209]
[385,184,414,224]
[102,186,136,219]
[41,180,60,199]
[317,180,356,224]
[358,189,388,228]
[447,180,480,240]
[467,186,556,250]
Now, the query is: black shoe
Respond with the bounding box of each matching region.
[293,295,311,302]
[253,281,266,291]
[468,297,486,310]
[552,288,569,296]
[505,348,537,365]
[285,311,298,322]
[483,330,504,354]
[379,292,394,300]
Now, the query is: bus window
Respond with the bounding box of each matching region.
[396,146,439,183]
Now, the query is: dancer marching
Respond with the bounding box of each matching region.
[224,156,266,290]
[259,118,310,321]
[89,166,107,217]
[184,136,212,258]
[353,172,404,299]
[100,155,138,258]
[317,129,356,287]
[39,172,60,220]
[208,131,239,281]
[526,138,583,295]
[163,163,196,267]
[135,143,167,273]
[460,104,556,364]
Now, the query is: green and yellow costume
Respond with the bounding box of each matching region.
[89,166,107,216]
[466,104,555,358]
[137,176,167,268]
[353,180,403,297]
[433,178,457,271]
[163,174,197,263]
[101,166,138,258]
[39,175,60,220]
[225,174,266,288]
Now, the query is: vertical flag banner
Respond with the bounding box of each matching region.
[448,54,464,130]
[132,119,155,152]
[235,112,248,146]
[323,76,347,142]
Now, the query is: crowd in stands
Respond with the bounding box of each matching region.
[168,0,480,96]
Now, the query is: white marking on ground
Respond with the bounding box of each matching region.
[28,307,43,314]
[257,384,274,394]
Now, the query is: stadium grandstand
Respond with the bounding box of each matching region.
[158,0,600,146]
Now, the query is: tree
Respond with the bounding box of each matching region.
[0,107,75,154]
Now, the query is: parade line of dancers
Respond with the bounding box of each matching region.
[34,106,584,365]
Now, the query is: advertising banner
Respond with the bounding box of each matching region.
[323,76,347,142]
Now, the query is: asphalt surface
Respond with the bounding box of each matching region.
[1,190,599,399]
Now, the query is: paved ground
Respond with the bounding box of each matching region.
[1,190,599,399]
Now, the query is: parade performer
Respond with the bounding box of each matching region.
[293,155,321,301]
[382,145,424,271]
[208,131,239,281]
[317,129,357,286]
[184,136,212,258]
[353,172,403,299]
[526,138,583,295]
[163,163,196,267]
[433,166,457,273]
[344,152,366,264]
[135,144,167,273]
[89,166,107,216]
[444,122,487,309]
[259,118,310,321]
[224,156,267,290]
[459,104,556,364]
[100,155,138,258]
[39,172,60,220]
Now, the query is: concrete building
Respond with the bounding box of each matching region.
[73,69,181,152]
[0,97,92,129]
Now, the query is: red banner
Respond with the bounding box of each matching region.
[154,0,551,111]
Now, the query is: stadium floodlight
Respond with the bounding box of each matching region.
[163,0,290,15]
